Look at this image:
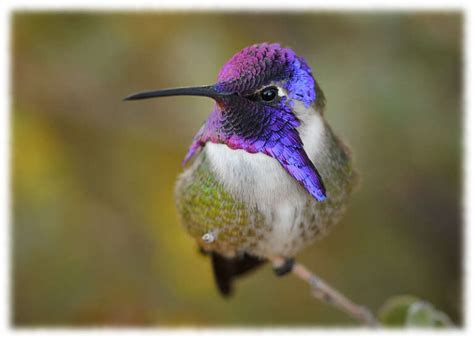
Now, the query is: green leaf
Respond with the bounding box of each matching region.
[378,295,453,327]
[378,295,419,326]
[406,301,436,326]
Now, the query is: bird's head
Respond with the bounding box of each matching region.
[125,43,327,201]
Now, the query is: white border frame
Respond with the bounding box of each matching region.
[0,1,470,337]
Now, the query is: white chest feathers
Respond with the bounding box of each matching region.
[205,103,325,208]
[204,103,326,256]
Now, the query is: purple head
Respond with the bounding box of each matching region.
[214,43,317,107]
[125,43,327,202]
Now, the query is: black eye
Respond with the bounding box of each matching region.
[260,86,278,102]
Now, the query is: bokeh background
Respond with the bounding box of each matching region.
[11,12,462,326]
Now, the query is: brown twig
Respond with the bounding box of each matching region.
[271,256,379,327]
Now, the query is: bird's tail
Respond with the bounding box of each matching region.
[210,252,266,296]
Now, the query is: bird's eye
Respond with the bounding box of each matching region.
[260,86,278,102]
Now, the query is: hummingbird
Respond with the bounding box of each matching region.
[125,43,356,296]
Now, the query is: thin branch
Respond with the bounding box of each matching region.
[270,256,379,327]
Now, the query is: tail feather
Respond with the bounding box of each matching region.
[210,252,265,297]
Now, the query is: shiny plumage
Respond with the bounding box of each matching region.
[176,116,355,257]
[127,43,356,296]
[174,45,356,295]
[182,43,327,201]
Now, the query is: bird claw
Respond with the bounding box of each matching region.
[202,230,218,243]
[273,258,295,276]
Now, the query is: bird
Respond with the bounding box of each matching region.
[125,42,356,297]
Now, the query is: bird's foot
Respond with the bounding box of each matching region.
[273,257,295,276]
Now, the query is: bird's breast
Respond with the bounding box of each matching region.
[175,108,354,258]
[202,111,327,257]
[204,109,325,210]
[205,142,305,209]
[204,143,311,257]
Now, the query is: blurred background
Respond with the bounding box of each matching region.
[11,12,462,326]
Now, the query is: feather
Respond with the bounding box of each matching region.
[210,252,265,296]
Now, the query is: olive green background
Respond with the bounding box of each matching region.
[12,12,462,326]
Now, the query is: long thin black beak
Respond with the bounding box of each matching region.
[124,85,225,101]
